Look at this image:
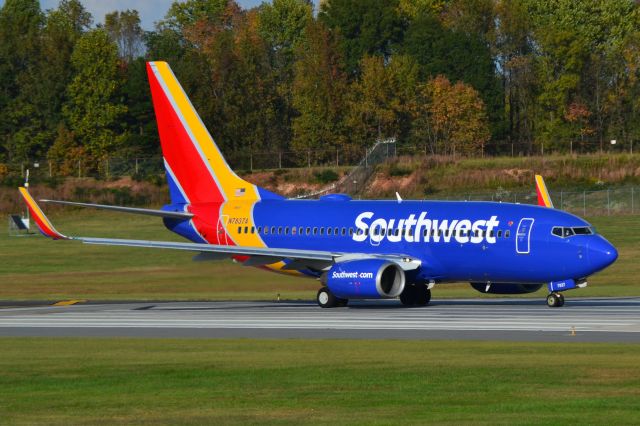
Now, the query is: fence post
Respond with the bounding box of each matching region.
[135,158,139,175]
[105,157,109,180]
[78,160,81,178]
[583,191,586,217]
[48,161,52,178]
[560,191,563,210]
[632,187,635,214]
[278,152,282,169]
[336,149,339,167]
[250,154,253,172]
[307,151,311,168]
[607,189,611,216]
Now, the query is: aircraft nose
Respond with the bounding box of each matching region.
[587,237,618,272]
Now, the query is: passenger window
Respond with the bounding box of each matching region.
[306,227,310,235]
[292,227,296,235]
[257,226,262,234]
[285,227,289,235]
[497,230,502,238]
[271,226,276,234]
[489,230,494,238]
[298,227,303,235]
[334,227,339,235]
[342,228,346,236]
[313,227,318,235]
[327,228,332,235]
[264,227,269,235]
[423,229,428,237]
[237,226,242,234]
[349,228,354,236]
[505,230,510,238]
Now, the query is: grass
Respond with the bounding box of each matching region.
[0,211,638,301]
[0,338,639,424]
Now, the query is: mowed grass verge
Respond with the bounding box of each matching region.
[0,211,638,300]
[0,338,639,425]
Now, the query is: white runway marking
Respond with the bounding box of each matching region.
[1,299,640,335]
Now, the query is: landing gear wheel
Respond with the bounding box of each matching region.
[547,293,564,308]
[317,287,347,308]
[400,285,417,306]
[415,284,431,306]
[400,284,431,307]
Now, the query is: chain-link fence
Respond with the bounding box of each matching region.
[430,187,639,217]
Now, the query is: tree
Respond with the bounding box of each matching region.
[105,9,144,62]
[346,55,418,149]
[61,29,127,160]
[320,0,405,75]
[402,12,502,139]
[291,19,349,160]
[411,75,490,156]
[0,0,43,160]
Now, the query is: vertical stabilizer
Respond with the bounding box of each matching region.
[146,61,281,205]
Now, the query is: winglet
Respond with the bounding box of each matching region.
[534,175,554,208]
[18,187,69,240]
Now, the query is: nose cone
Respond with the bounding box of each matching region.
[588,237,618,273]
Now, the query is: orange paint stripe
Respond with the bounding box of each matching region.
[535,175,554,208]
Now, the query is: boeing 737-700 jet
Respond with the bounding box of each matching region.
[19,62,618,308]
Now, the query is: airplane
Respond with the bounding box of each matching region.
[18,61,618,309]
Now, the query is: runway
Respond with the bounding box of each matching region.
[1,298,640,342]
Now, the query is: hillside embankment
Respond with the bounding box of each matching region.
[2,153,639,213]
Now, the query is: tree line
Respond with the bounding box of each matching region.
[1,0,639,172]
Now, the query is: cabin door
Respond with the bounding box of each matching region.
[516,218,534,254]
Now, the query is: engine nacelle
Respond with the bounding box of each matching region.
[325,259,405,299]
[470,282,543,295]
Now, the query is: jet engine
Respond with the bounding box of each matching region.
[470,282,543,294]
[324,259,405,299]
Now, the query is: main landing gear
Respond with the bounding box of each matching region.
[317,287,348,308]
[400,283,431,307]
[546,292,565,308]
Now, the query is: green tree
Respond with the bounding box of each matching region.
[291,20,349,160]
[320,0,405,75]
[346,55,418,149]
[61,29,127,160]
[0,0,43,160]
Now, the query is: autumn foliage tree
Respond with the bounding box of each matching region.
[412,75,490,156]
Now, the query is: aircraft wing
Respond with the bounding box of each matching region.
[19,187,421,272]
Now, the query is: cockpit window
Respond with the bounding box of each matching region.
[572,227,594,235]
[552,226,594,238]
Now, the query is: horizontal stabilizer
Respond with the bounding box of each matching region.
[40,199,192,219]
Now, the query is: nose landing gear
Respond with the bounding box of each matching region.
[546,292,565,308]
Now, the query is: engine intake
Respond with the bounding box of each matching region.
[324,259,405,299]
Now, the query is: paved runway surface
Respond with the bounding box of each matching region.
[1,298,639,342]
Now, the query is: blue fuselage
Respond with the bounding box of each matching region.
[167,198,618,285]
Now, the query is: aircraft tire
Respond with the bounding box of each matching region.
[546,293,564,308]
[317,287,344,308]
[415,286,431,306]
[399,285,417,306]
